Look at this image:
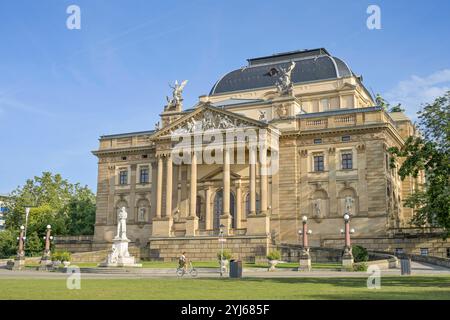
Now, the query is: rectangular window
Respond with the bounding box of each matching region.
[447,248,450,258]
[313,138,322,144]
[314,155,324,172]
[420,248,429,256]
[320,99,329,111]
[119,170,128,185]
[342,135,351,142]
[341,153,353,170]
[139,167,149,184]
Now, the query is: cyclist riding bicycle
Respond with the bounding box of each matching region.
[178,251,187,272]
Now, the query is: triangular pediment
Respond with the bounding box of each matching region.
[200,167,242,182]
[150,103,268,140]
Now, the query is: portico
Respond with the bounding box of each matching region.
[150,105,276,239]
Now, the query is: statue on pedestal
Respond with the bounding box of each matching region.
[344,196,354,215]
[116,207,128,240]
[165,80,188,111]
[275,61,296,96]
[99,207,142,268]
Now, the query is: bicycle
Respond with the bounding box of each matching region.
[176,261,198,277]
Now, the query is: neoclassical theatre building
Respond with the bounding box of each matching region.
[91,48,430,261]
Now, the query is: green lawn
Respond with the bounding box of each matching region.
[1,276,450,299]
[32,261,341,270]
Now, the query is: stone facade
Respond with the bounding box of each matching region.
[88,48,443,261]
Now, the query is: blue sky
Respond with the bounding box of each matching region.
[1,0,449,194]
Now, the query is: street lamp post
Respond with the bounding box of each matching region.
[40,225,53,269]
[9,225,26,270]
[298,216,312,271]
[341,213,355,268]
[219,224,226,276]
[24,207,31,249]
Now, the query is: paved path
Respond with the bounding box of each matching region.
[0,261,449,279]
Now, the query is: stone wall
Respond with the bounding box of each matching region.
[148,235,271,262]
[322,234,450,258]
[70,248,141,263]
[409,254,450,268]
[54,235,94,252]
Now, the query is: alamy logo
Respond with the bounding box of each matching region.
[66,266,81,290]
[366,5,381,30]
[367,265,381,289]
[66,5,81,30]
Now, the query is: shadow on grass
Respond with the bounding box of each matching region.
[216,276,450,289]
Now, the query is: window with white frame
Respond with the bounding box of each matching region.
[139,166,149,184]
[119,169,128,185]
[313,155,325,172]
[341,152,353,170]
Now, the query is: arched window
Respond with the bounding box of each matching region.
[245,193,260,216]
[196,196,202,218]
[136,198,150,222]
[213,190,236,230]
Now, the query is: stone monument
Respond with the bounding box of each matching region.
[99,207,142,267]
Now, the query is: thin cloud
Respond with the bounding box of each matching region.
[385,69,450,119]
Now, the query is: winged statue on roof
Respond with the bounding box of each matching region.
[166,80,188,111]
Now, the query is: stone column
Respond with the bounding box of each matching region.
[186,151,199,236]
[205,186,212,230]
[156,155,163,218]
[249,146,257,215]
[189,151,197,217]
[235,181,242,229]
[152,154,173,237]
[246,146,269,236]
[165,155,173,217]
[223,148,230,216]
[260,148,268,215]
[220,147,232,235]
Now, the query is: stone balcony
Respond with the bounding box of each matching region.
[297,106,396,131]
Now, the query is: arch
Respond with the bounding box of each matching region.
[244,192,260,216]
[338,187,358,216]
[136,198,150,222]
[196,195,203,220]
[213,189,236,230]
[310,189,328,220]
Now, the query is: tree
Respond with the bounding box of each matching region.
[0,230,17,259]
[375,94,405,112]
[389,91,450,235]
[5,172,96,243]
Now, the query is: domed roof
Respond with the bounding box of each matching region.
[210,48,353,95]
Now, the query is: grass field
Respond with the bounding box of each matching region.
[1,276,450,300]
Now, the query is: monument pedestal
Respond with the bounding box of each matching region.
[298,249,312,272]
[342,246,354,269]
[185,216,198,237]
[219,215,232,235]
[99,237,142,267]
[246,214,270,236]
[39,256,53,271]
[152,217,173,237]
[7,255,25,270]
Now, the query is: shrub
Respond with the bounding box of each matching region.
[52,251,71,262]
[267,250,281,261]
[353,262,368,272]
[217,250,232,261]
[0,230,17,259]
[26,231,43,256]
[352,245,369,262]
